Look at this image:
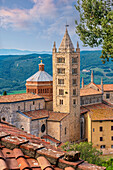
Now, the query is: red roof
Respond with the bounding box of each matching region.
[97,84,113,91]
[0,121,106,170]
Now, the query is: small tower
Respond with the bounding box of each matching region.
[39,60,44,71]
[91,70,94,83]
[53,26,80,142]
[101,78,103,94]
[82,77,84,88]
[52,41,57,53]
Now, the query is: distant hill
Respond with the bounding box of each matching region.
[0,49,52,55]
[0,50,113,94]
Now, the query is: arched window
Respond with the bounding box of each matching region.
[41,124,45,133]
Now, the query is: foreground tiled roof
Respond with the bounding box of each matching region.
[80,88,102,96]
[0,121,106,170]
[0,93,43,103]
[97,84,113,91]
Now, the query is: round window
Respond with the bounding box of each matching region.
[41,124,45,133]
[2,117,5,121]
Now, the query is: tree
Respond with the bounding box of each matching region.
[62,142,103,165]
[3,91,7,95]
[75,0,113,63]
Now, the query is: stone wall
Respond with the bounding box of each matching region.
[80,94,102,106]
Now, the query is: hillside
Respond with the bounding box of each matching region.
[0,51,113,94]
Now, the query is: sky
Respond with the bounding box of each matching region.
[0,0,101,52]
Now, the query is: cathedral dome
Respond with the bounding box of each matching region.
[26,61,53,82]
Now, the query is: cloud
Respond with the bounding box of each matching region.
[0,0,77,38]
[0,0,57,30]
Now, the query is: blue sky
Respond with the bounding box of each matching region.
[0,0,101,51]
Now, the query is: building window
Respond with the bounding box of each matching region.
[41,124,45,133]
[73,99,76,105]
[100,137,103,141]
[58,79,64,85]
[111,136,113,141]
[72,79,77,86]
[38,89,40,93]
[111,145,113,148]
[111,126,113,130]
[65,127,66,135]
[33,101,35,105]
[73,89,76,96]
[72,57,77,64]
[93,128,95,132]
[57,58,65,63]
[100,127,103,131]
[57,68,65,74]
[106,94,110,99]
[2,117,5,121]
[18,106,20,111]
[60,99,63,105]
[72,68,77,75]
[100,145,105,149]
[59,89,64,95]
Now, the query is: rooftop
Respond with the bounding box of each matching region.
[82,103,113,121]
[0,93,43,103]
[26,71,53,82]
[80,88,102,97]
[59,28,74,52]
[22,110,69,122]
[0,121,106,170]
[97,84,113,91]
[23,110,49,120]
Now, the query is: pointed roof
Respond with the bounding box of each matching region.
[59,28,74,52]
[26,71,53,82]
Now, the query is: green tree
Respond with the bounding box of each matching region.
[75,0,113,63]
[3,91,7,95]
[62,142,103,165]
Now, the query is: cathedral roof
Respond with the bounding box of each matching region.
[59,28,74,52]
[26,71,53,82]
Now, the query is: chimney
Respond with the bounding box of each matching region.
[91,70,94,83]
[82,77,84,88]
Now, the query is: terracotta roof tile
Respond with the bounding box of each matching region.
[48,111,69,121]
[22,110,69,121]
[6,158,19,170]
[80,107,89,114]
[80,88,102,96]
[37,156,53,170]
[0,121,106,170]
[0,159,8,170]
[97,84,113,91]
[23,110,49,120]
[0,93,43,103]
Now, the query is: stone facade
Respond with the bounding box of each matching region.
[52,28,80,142]
[0,96,45,137]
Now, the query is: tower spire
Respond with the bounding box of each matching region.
[52,41,57,53]
[91,70,94,83]
[82,77,84,88]
[101,78,103,93]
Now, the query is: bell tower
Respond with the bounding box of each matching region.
[52,27,80,141]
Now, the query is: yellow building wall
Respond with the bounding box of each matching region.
[91,121,113,149]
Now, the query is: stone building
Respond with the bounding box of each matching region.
[81,71,113,103]
[52,27,80,141]
[26,61,53,100]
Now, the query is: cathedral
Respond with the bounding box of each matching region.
[1,27,113,149]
